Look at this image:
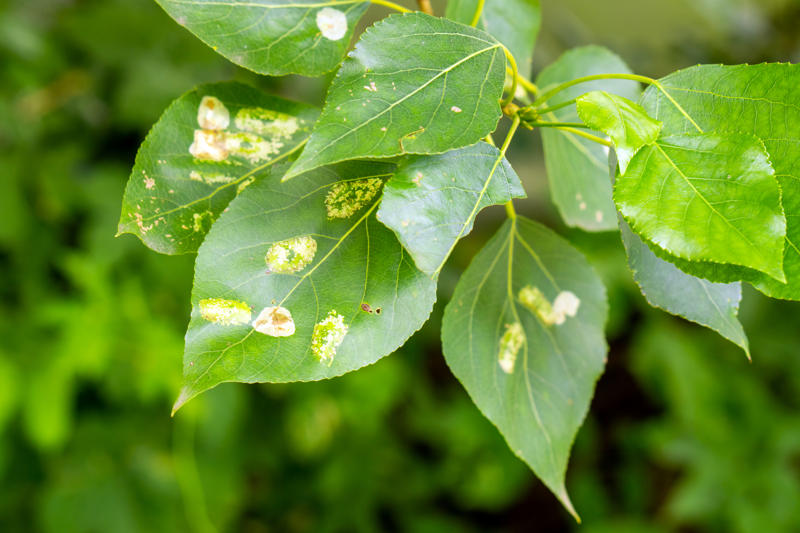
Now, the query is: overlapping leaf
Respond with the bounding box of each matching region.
[615,132,786,281]
[286,13,506,179]
[156,0,369,76]
[442,216,608,520]
[175,160,437,412]
[445,0,540,78]
[536,46,640,231]
[377,142,525,277]
[119,82,317,254]
[640,63,800,299]
[576,91,662,173]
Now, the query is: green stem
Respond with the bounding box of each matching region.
[534,73,703,133]
[532,98,577,116]
[470,0,486,26]
[556,126,612,147]
[369,0,412,12]
[502,115,521,219]
[501,47,519,109]
[527,121,590,129]
[515,74,539,96]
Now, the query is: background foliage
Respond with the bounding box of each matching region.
[2,0,800,531]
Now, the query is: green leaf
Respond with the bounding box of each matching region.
[156,0,369,76]
[640,64,800,300]
[445,0,540,78]
[118,82,318,254]
[285,13,506,179]
[442,216,608,520]
[619,218,749,356]
[615,132,786,281]
[175,160,437,412]
[535,46,640,231]
[376,142,526,277]
[576,91,662,173]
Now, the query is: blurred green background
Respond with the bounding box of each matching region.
[2,0,800,531]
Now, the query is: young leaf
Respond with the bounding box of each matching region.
[640,63,800,300]
[619,218,749,356]
[376,142,526,277]
[118,82,318,254]
[442,216,608,520]
[156,0,369,76]
[535,46,640,231]
[445,0,541,78]
[174,160,437,412]
[576,91,662,173]
[285,13,506,179]
[615,133,786,281]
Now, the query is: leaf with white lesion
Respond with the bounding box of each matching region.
[442,216,608,520]
[175,160,437,412]
[157,0,370,76]
[285,13,506,179]
[615,132,786,281]
[118,82,318,254]
[377,142,526,277]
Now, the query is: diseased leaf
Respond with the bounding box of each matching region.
[576,91,662,173]
[285,13,506,179]
[620,218,749,356]
[175,160,437,412]
[640,63,800,300]
[536,46,640,231]
[156,0,369,76]
[442,216,608,520]
[615,132,786,281]
[445,0,540,78]
[377,142,526,277]
[118,82,317,254]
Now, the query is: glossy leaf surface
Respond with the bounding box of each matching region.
[377,142,525,277]
[119,82,317,254]
[442,216,608,519]
[156,0,369,76]
[536,46,640,231]
[615,133,785,281]
[176,160,437,411]
[286,13,506,178]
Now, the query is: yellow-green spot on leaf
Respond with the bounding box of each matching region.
[235,108,301,138]
[189,170,235,184]
[198,297,251,325]
[197,95,230,131]
[252,306,295,337]
[311,310,348,366]
[325,178,383,219]
[193,211,214,233]
[237,176,255,194]
[265,235,317,274]
[518,286,580,326]
[224,131,282,164]
[190,129,228,161]
[498,322,524,374]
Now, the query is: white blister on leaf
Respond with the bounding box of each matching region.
[316,7,348,41]
[252,306,296,337]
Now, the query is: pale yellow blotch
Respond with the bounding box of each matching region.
[252,306,295,337]
[266,235,317,274]
[190,129,228,161]
[224,131,282,164]
[325,178,383,219]
[190,170,235,184]
[237,176,255,194]
[594,210,604,223]
[316,7,347,41]
[234,108,300,138]
[199,297,251,325]
[518,286,580,326]
[450,106,462,113]
[192,210,214,233]
[144,177,155,189]
[197,96,230,130]
[311,310,348,366]
[498,322,524,374]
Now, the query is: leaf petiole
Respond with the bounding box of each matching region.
[501,46,519,109]
[501,114,522,218]
[470,0,486,26]
[369,0,412,13]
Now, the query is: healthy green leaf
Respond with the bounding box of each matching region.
[156,0,369,76]
[285,13,506,179]
[619,218,749,356]
[640,63,800,300]
[615,132,786,281]
[442,216,608,520]
[576,90,662,173]
[174,160,437,412]
[445,0,540,78]
[536,46,640,231]
[118,82,318,254]
[376,142,526,277]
